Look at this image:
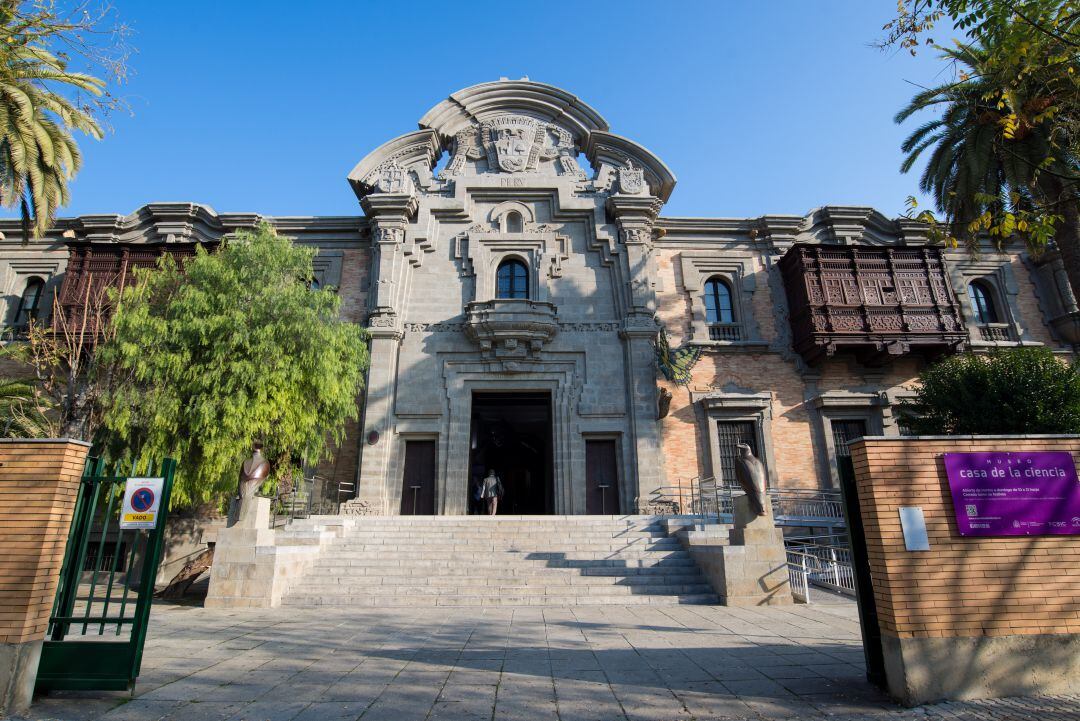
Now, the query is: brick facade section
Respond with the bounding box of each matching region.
[654,247,925,494]
[0,440,90,644]
[314,245,370,497]
[850,436,1080,639]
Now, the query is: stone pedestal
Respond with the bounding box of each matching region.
[682,498,793,606]
[205,500,348,609]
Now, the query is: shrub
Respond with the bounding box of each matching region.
[899,347,1080,435]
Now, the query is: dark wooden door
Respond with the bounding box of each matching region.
[585,440,619,514]
[399,441,436,515]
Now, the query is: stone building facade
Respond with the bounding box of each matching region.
[2,79,1078,515]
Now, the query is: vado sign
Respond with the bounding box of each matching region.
[943,451,1080,536]
[119,477,165,530]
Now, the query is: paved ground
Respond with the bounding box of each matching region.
[21,601,1080,721]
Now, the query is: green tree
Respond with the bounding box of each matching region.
[95,224,369,507]
[900,347,1080,434]
[0,1,132,239]
[0,374,52,436]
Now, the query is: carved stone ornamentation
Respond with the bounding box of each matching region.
[373,226,404,244]
[617,159,646,195]
[340,499,378,516]
[371,162,414,195]
[444,126,485,176]
[481,115,543,173]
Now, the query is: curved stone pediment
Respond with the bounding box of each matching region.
[419,79,609,145]
[347,129,442,200]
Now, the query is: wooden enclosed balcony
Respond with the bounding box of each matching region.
[55,242,205,339]
[779,244,967,366]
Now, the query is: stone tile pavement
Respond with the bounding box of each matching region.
[16,602,1080,721]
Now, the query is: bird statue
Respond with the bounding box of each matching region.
[733,442,767,518]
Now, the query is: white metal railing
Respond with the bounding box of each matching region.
[769,488,846,527]
[785,540,856,602]
[640,483,849,529]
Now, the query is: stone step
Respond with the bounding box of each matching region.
[338,532,672,541]
[281,592,720,607]
[308,556,686,565]
[309,560,696,573]
[328,539,682,552]
[299,571,707,585]
[278,514,718,609]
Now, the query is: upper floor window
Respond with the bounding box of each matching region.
[496,259,529,299]
[968,280,998,325]
[505,211,523,233]
[13,277,44,328]
[704,277,735,324]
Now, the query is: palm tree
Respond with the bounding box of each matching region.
[896,42,1080,300]
[0,375,53,437]
[0,33,103,240]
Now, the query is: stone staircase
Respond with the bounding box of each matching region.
[279,515,720,607]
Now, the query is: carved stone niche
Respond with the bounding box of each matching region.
[464,299,558,357]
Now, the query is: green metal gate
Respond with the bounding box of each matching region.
[35,456,178,692]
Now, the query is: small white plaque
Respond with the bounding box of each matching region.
[899,506,930,551]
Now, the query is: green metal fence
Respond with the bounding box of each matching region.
[35,456,178,692]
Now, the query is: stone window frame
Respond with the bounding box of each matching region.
[810,391,887,488]
[946,255,1033,347]
[12,275,45,328]
[3,259,61,327]
[690,390,777,487]
[311,251,343,290]
[679,250,766,348]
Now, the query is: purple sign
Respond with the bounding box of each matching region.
[943,452,1080,536]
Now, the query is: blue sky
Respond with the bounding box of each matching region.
[57,1,955,220]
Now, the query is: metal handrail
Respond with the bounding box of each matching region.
[785,540,856,602]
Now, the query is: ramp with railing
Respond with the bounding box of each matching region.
[636,478,847,529]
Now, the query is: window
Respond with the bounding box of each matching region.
[496,259,528,299]
[704,277,739,340]
[831,419,867,460]
[715,420,758,488]
[968,280,998,324]
[704,277,734,324]
[505,211,523,233]
[13,277,44,328]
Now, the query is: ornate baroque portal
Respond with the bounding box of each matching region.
[347,79,676,515]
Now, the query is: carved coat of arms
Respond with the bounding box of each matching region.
[617,159,646,195]
[483,116,540,174]
[373,162,411,194]
[496,127,530,172]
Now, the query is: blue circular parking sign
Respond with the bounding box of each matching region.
[130,487,155,512]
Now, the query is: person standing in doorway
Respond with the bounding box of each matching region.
[481,469,503,515]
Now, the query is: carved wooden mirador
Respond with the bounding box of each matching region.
[780,244,966,365]
[56,242,204,336]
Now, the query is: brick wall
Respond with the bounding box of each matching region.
[654,247,924,493]
[313,245,369,496]
[850,436,1080,639]
[0,440,90,644]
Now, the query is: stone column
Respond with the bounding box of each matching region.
[608,195,665,509]
[356,193,416,512]
[0,438,91,717]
